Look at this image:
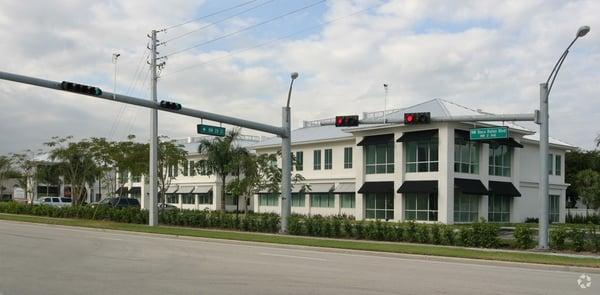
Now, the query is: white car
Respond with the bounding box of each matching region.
[35,197,72,207]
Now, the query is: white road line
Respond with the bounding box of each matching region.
[260,252,328,262]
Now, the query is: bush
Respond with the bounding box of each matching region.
[514,224,535,249]
[569,227,586,252]
[550,226,568,250]
[404,221,417,242]
[587,223,600,252]
[440,224,456,246]
[430,223,442,245]
[566,213,600,225]
[415,224,430,244]
[472,220,500,248]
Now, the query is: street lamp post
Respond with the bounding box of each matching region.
[281,72,298,234]
[538,25,590,249]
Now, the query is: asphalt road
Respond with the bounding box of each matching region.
[0,221,597,295]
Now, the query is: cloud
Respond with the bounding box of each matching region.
[0,0,599,155]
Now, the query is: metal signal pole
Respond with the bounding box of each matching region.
[149,30,159,226]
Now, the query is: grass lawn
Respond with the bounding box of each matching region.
[1,213,599,268]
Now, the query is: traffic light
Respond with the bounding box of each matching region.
[335,115,359,127]
[404,112,431,124]
[159,100,182,110]
[60,81,102,96]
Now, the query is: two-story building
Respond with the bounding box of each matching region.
[251,98,573,224]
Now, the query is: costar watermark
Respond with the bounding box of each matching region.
[577,274,592,289]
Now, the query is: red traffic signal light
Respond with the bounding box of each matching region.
[335,115,359,127]
[60,81,102,96]
[404,112,431,124]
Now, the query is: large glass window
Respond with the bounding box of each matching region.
[324,149,333,170]
[295,151,303,171]
[488,195,510,223]
[404,193,437,221]
[555,155,562,176]
[344,147,353,169]
[313,150,321,170]
[489,145,511,177]
[190,161,196,176]
[365,193,394,220]
[182,161,189,176]
[166,194,178,204]
[454,138,479,174]
[182,194,194,204]
[548,154,554,175]
[454,193,480,223]
[549,194,560,223]
[291,193,305,207]
[259,193,279,206]
[365,143,394,174]
[340,193,355,208]
[198,193,212,204]
[226,195,238,206]
[310,193,334,208]
[406,140,438,173]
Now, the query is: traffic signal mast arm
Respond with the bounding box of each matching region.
[331,112,536,126]
[0,70,286,137]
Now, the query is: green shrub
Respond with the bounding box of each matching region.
[354,220,366,239]
[415,224,430,244]
[394,222,405,242]
[587,223,600,253]
[550,226,568,250]
[472,219,500,248]
[404,221,417,242]
[569,227,586,252]
[440,224,455,246]
[342,218,353,238]
[459,227,476,247]
[430,223,441,245]
[513,224,535,249]
[566,213,600,225]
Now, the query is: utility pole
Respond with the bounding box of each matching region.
[538,82,549,249]
[148,30,159,226]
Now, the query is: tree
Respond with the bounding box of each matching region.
[574,169,600,210]
[565,149,600,207]
[197,129,245,211]
[11,150,44,204]
[45,136,99,205]
[0,155,14,198]
[156,136,187,205]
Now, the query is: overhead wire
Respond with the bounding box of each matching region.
[163,0,327,58]
[162,0,262,31]
[162,0,276,44]
[163,2,381,77]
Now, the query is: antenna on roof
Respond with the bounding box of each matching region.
[383,83,389,123]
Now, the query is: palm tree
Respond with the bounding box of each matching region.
[197,129,245,212]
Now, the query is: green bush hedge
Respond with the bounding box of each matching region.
[566,213,600,225]
[514,224,535,249]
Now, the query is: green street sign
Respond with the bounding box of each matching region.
[470,127,509,140]
[197,124,226,137]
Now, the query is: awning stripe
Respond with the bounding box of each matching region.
[334,182,355,193]
[194,185,212,194]
[357,134,394,146]
[489,181,521,197]
[397,129,438,142]
[397,181,438,193]
[454,178,489,195]
[309,183,335,193]
[165,186,179,194]
[178,186,195,194]
[357,181,394,194]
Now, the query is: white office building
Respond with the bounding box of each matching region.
[251,98,572,224]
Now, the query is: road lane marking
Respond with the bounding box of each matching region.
[260,252,328,261]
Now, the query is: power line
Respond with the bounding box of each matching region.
[163,0,327,58]
[163,3,380,77]
[162,0,262,31]
[162,0,276,45]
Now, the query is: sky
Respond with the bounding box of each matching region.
[0,0,599,154]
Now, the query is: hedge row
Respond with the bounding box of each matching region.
[0,202,279,233]
[289,215,501,248]
[566,213,600,225]
[550,224,600,252]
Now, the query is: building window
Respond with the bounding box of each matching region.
[489,145,511,177]
[190,161,196,176]
[226,195,238,206]
[182,194,194,204]
[292,193,305,207]
[365,193,394,220]
[549,194,560,223]
[406,141,438,173]
[259,193,279,206]
[340,193,355,208]
[313,150,321,170]
[404,193,437,221]
[324,149,333,170]
[454,193,480,223]
[344,147,353,169]
[548,154,554,175]
[295,151,303,171]
[182,161,189,176]
[310,193,334,208]
[166,194,178,204]
[555,155,561,176]
[488,195,510,223]
[365,143,394,174]
[198,193,212,204]
[454,138,479,174]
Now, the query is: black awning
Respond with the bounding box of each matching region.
[489,181,521,197]
[484,137,524,148]
[455,129,470,141]
[454,178,489,195]
[396,129,438,142]
[129,187,141,195]
[397,181,438,194]
[115,187,129,194]
[357,181,394,194]
[357,134,394,146]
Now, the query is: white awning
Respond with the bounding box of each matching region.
[165,186,178,194]
[334,182,355,193]
[178,186,194,194]
[194,185,213,194]
[292,184,307,193]
[308,183,334,193]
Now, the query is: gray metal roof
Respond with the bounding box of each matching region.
[250,124,353,148]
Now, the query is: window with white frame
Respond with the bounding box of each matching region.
[365,143,394,174]
[488,195,510,223]
[295,151,303,171]
[182,194,194,204]
[489,145,511,177]
[454,138,479,174]
[548,154,554,175]
[198,193,212,204]
[365,193,394,220]
[313,150,321,170]
[291,193,305,207]
[404,192,437,221]
[454,192,480,223]
[340,193,355,208]
[259,193,279,206]
[310,193,334,208]
[549,194,560,223]
[166,194,178,204]
[324,149,332,170]
[555,154,561,176]
[406,140,438,173]
[344,147,353,169]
